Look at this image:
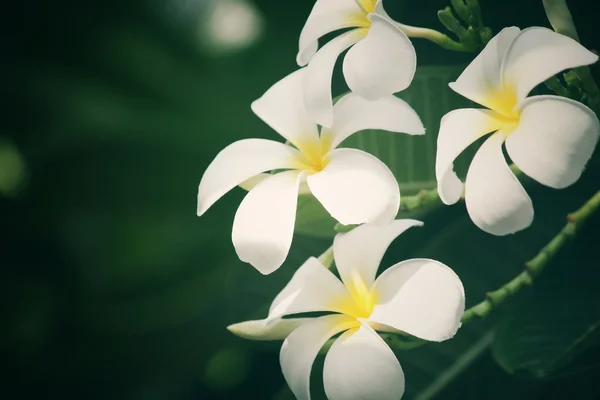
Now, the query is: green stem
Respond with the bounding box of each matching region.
[461,190,600,323]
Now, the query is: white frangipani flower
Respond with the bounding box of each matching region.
[298,0,417,127]
[228,220,465,400]
[436,27,600,236]
[197,69,424,275]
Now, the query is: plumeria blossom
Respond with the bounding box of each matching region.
[197,69,424,275]
[436,26,600,236]
[298,0,417,127]
[228,220,465,400]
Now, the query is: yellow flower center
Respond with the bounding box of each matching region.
[348,0,375,28]
[357,0,377,13]
[332,270,378,319]
[291,133,333,174]
[483,85,521,135]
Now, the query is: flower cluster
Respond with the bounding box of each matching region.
[196,1,599,399]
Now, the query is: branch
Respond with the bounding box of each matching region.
[461,189,600,323]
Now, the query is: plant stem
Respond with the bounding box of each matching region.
[461,189,600,323]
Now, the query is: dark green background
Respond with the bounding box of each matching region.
[2,0,599,399]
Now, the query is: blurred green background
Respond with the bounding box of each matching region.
[2,0,600,399]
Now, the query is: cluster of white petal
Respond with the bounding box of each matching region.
[228,221,465,400]
[196,0,599,398]
[436,27,599,236]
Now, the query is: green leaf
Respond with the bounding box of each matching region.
[294,194,338,238]
[340,65,474,196]
[491,225,600,379]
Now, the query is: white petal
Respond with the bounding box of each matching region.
[323,323,404,400]
[304,29,365,128]
[307,148,399,225]
[449,27,521,109]
[197,139,300,216]
[542,0,579,41]
[333,219,423,290]
[280,314,357,400]
[465,133,534,235]
[343,14,416,101]
[435,109,504,205]
[297,0,365,66]
[267,257,353,319]
[227,318,311,341]
[506,95,600,188]
[502,27,599,101]
[232,170,303,274]
[251,69,319,147]
[329,93,425,149]
[369,258,465,342]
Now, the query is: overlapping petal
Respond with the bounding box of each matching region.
[251,69,319,147]
[506,95,600,189]
[343,14,416,101]
[323,323,404,400]
[465,133,534,235]
[449,27,520,110]
[281,314,358,400]
[435,109,504,205]
[197,139,301,216]
[232,170,304,274]
[267,257,354,319]
[369,258,465,342]
[333,219,423,290]
[307,148,400,226]
[297,0,365,66]
[303,29,366,128]
[328,93,425,149]
[227,318,310,341]
[501,27,599,102]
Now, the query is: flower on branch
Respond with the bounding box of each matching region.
[435,27,600,236]
[228,220,465,400]
[297,0,417,127]
[197,69,424,274]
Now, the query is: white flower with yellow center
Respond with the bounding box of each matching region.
[197,69,424,274]
[228,220,465,400]
[436,26,600,235]
[298,0,417,128]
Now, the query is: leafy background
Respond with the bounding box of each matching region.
[2,0,600,399]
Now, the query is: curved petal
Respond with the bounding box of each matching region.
[304,29,366,128]
[329,93,425,149]
[343,13,416,101]
[280,314,357,400]
[227,318,311,341]
[449,27,521,109]
[465,133,534,235]
[307,148,399,226]
[501,27,598,102]
[542,0,579,41]
[297,0,366,66]
[333,219,423,290]
[369,258,465,342]
[232,170,303,274]
[267,257,353,319]
[197,139,300,216]
[506,96,600,188]
[435,109,504,205]
[323,323,404,400]
[251,69,319,147]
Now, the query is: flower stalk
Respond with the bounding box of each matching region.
[461,189,600,323]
